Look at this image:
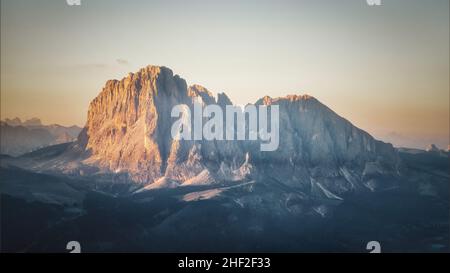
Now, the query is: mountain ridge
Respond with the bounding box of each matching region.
[0,118,82,156]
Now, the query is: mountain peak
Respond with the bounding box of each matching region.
[217,92,233,106]
[3,117,42,127]
[256,94,317,106]
[137,65,173,78]
[188,84,216,104]
[426,144,440,152]
[4,117,22,126]
[285,94,316,101]
[23,117,42,126]
[103,65,174,87]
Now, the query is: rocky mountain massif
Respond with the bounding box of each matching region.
[0,118,82,156]
[1,65,448,252]
[11,65,401,196]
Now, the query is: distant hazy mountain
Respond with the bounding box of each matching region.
[4,117,22,126]
[0,118,82,156]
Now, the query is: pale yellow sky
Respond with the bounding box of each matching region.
[1,0,449,149]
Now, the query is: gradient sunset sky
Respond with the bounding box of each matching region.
[1,0,449,149]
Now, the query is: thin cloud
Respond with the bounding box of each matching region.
[116,59,129,66]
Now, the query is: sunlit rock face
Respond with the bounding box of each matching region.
[83,66,196,183]
[20,65,400,194]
